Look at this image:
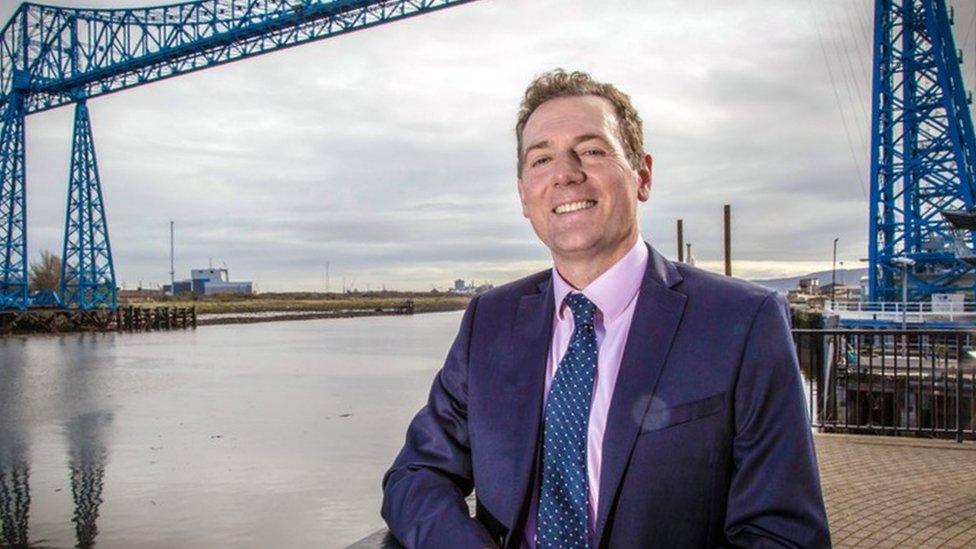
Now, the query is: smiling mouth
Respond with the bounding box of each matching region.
[553,200,597,214]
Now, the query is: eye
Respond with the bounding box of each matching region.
[530,156,551,167]
[581,148,606,157]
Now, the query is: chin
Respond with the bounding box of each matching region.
[548,235,602,257]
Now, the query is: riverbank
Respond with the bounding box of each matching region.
[0,293,473,335]
[124,292,472,325]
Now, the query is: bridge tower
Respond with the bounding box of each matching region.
[869,0,976,302]
[60,101,116,309]
[0,88,26,310]
[0,0,474,311]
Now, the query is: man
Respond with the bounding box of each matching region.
[382,69,830,548]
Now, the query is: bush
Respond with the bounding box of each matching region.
[29,250,61,292]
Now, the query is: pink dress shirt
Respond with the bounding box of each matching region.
[522,238,649,548]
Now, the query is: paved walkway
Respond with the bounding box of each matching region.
[817,433,976,548]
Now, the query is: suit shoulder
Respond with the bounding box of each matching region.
[462,269,550,327]
[674,262,780,309]
[475,269,550,304]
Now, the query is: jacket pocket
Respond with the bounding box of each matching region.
[640,391,726,433]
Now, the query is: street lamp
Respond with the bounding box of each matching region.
[891,256,916,330]
[831,238,839,307]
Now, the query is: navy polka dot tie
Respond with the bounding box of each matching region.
[537,292,598,549]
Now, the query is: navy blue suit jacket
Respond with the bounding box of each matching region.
[382,243,830,548]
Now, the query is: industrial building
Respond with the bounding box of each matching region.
[164,268,252,296]
[452,279,493,295]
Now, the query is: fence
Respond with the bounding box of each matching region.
[793,329,976,441]
[824,300,976,325]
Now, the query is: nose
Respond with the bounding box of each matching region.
[551,151,585,187]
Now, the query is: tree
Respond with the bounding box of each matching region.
[29,250,61,292]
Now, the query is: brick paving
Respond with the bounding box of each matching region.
[816,433,976,548]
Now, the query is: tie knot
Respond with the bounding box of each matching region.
[564,293,596,327]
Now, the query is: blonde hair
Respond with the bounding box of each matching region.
[515,69,645,175]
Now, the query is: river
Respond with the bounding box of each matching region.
[0,308,826,548]
[0,311,463,548]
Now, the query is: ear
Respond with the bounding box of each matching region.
[517,178,530,218]
[636,152,652,202]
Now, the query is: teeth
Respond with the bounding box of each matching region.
[554,200,596,214]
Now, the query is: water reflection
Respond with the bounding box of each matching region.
[0,343,30,548]
[68,412,109,549]
[0,335,114,548]
[0,313,465,547]
[0,461,30,548]
[62,336,111,549]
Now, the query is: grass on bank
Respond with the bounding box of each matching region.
[121,291,472,315]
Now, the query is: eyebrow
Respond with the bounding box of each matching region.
[522,134,612,159]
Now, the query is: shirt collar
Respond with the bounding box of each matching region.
[552,238,648,325]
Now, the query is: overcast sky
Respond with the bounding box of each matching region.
[3,0,976,291]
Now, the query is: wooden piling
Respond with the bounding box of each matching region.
[677,219,684,262]
[724,204,732,276]
[1,305,197,335]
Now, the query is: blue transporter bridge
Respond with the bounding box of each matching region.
[0,0,475,311]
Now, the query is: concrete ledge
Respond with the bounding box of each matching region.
[347,530,402,549]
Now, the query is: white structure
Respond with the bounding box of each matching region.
[451,278,493,295]
[190,268,252,295]
[931,292,966,312]
[826,297,976,326]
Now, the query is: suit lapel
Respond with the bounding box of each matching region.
[594,244,687,545]
[500,275,554,545]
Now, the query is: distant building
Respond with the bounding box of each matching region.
[192,268,252,295]
[165,267,252,296]
[451,278,493,295]
[788,277,823,305]
[821,282,860,302]
[798,277,820,295]
[162,280,192,295]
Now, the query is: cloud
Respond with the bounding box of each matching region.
[2,0,973,290]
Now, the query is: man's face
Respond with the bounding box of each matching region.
[517,95,651,267]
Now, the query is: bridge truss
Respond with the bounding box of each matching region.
[0,0,473,310]
[869,0,976,302]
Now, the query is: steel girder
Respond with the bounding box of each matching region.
[0,0,475,114]
[60,100,116,310]
[0,92,26,310]
[869,0,976,301]
[0,0,475,310]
